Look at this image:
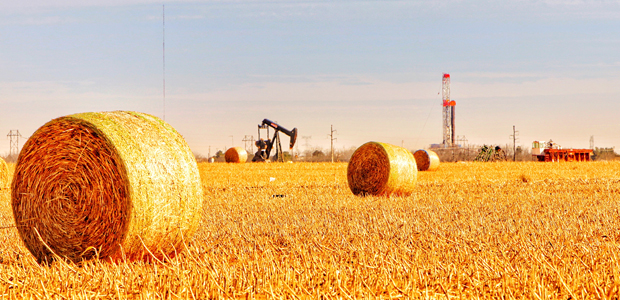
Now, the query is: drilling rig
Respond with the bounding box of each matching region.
[252,119,298,162]
[442,73,456,147]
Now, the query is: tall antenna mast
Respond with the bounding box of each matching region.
[163,4,166,121]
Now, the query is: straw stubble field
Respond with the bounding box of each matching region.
[1,161,620,298]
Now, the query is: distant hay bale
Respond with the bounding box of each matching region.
[11,111,203,263]
[0,157,8,189]
[413,149,440,171]
[347,142,417,196]
[225,147,247,163]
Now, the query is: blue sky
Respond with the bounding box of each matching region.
[1,0,620,156]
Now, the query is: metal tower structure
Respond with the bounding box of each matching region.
[242,135,255,154]
[7,130,22,157]
[442,73,456,147]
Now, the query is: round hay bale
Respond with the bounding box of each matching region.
[11,111,203,263]
[225,147,247,163]
[0,157,8,189]
[347,142,417,196]
[413,149,440,171]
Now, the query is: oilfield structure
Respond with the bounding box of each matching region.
[202,72,606,163]
[441,73,457,148]
[428,73,600,162]
[430,73,477,161]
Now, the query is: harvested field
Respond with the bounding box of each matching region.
[0,158,8,189]
[1,161,620,298]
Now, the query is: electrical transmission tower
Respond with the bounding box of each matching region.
[7,130,23,158]
[442,73,456,148]
[302,136,312,150]
[242,135,255,154]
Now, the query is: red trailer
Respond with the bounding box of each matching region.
[532,141,593,162]
[534,148,593,162]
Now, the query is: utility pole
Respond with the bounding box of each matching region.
[590,136,594,149]
[329,125,337,163]
[510,125,519,161]
[229,135,234,148]
[7,130,23,158]
[208,145,211,158]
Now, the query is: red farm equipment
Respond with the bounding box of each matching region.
[532,140,593,162]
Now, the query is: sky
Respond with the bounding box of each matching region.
[1,0,620,157]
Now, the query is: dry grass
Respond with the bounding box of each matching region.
[0,157,8,190]
[1,161,620,298]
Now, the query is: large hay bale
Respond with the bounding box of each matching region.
[11,111,203,263]
[225,147,247,163]
[347,142,417,196]
[0,157,8,189]
[413,149,440,171]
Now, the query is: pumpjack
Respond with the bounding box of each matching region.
[252,119,298,162]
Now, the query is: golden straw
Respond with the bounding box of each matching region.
[347,142,417,196]
[413,149,440,171]
[225,147,248,163]
[11,111,203,263]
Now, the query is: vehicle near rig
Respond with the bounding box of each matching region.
[532,140,593,162]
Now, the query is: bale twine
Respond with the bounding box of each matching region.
[225,147,247,163]
[347,142,417,196]
[413,149,440,171]
[0,157,8,189]
[11,111,203,263]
